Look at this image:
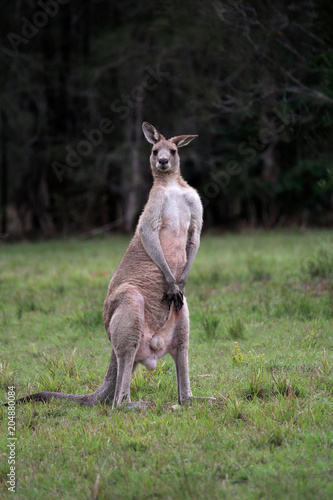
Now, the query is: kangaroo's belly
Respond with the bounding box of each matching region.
[159,217,189,280]
[104,203,190,333]
[135,302,187,370]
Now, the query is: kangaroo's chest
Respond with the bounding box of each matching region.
[161,186,191,235]
[159,186,191,278]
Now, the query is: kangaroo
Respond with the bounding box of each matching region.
[18,122,206,409]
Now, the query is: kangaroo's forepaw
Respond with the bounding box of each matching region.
[161,287,184,311]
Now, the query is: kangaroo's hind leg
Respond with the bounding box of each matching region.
[170,300,193,404]
[171,299,216,405]
[109,286,148,409]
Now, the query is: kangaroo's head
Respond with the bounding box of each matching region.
[142,122,197,177]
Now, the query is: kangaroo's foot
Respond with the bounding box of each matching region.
[180,396,217,405]
[125,401,153,410]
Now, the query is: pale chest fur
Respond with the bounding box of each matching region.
[159,184,193,279]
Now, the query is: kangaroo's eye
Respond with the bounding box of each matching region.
[170,150,176,156]
[153,150,158,156]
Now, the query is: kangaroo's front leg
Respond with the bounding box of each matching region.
[177,223,201,295]
[138,198,183,310]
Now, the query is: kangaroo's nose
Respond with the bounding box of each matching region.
[159,158,168,165]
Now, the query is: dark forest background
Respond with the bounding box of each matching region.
[1,0,333,238]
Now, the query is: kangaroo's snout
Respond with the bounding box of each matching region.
[158,156,170,171]
[159,158,169,166]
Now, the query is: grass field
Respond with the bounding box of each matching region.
[0,230,333,499]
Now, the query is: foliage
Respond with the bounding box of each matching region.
[0,1,333,237]
[300,240,333,279]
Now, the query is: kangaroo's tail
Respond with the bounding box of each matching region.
[8,351,117,407]
[15,391,98,406]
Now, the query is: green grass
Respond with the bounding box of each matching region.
[0,230,333,499]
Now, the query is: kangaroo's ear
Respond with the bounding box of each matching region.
[169,135,198,148]
[142,122,165,144]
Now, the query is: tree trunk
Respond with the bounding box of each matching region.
[123,102,143,233]
[1,111,8,235]
[259,81,280,227]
